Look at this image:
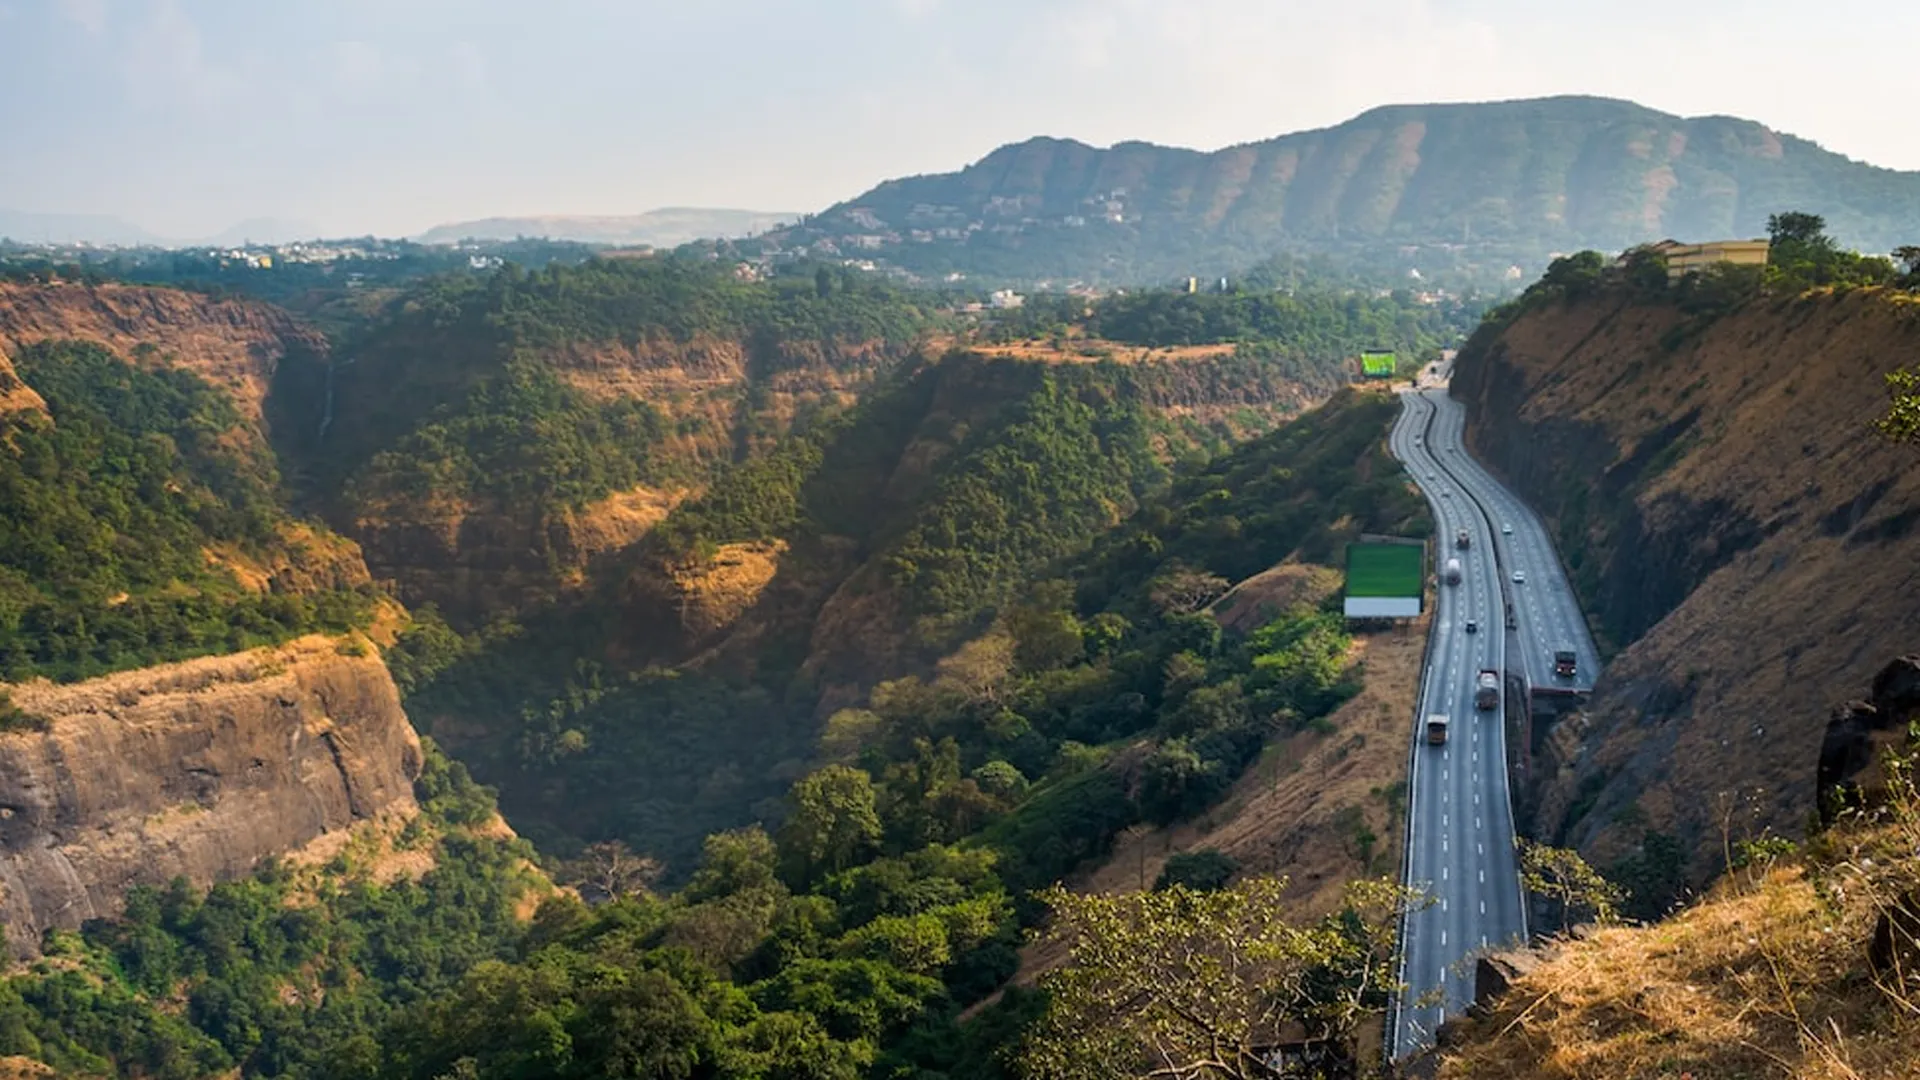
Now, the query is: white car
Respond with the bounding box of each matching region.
[1511,570,1526,584]
[1502,523,1514,535]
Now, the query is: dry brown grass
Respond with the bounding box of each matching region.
[1437,763,1920,1080]
[952,330,1238,366]
[1475,289,1920,876]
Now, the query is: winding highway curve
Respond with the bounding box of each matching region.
[1385,376,1601,1059]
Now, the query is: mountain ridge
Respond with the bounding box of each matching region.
[734,95,1920,285]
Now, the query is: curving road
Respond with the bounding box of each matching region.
[1418,395,1602,688]
[1384,374,1601,1058]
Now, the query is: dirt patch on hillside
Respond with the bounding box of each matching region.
[1436,812,1920,1080]
[961,336,1238,366]
[1209,562,1344,632]
[204,521,373,595]
[651,541,790,639]
[0,355,44,416]
[1010,612,1428,987]
[558,484,696,577]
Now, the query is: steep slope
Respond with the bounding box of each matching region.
[396,374,1426,873]
[0,635,422,958]
[279,260,943,622]
[0,334,376,683]
[744,95,1920,284]
[1451,281,1920,904]
[0,280,327,424]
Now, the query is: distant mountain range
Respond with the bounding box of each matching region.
[414,208,800,247]
[1,206,792,251]
[0,210,325,248]
[739,95,1920,285]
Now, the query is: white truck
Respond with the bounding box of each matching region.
[1475,669,1500,710]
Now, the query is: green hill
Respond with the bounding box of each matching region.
[732,95,1920,285]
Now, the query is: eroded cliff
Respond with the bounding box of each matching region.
[1452,287,1920,893]
[0,635,422,958]
[0,279,326,425]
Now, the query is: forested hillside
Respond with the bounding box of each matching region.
[268,258,947,622]
[724,95,1920,285]
[391,376,1428,873]
[0,746,548,1079]
[0,340,373,681]
[0,259,1458,1078]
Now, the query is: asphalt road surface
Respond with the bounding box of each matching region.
[1384,380,1600,1058]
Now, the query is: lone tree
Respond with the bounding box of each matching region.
[1518,840,1625,932]
[1877,365,1920,447]
[1150,565,1231,616]
[1767,211,1833,252]
[1019,877,1419,1080]
[776,764,883,885]
[564,839,663,904]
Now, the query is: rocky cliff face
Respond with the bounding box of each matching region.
[1452,288,1920,887]
[0,280,326,425]
[0,636,422,958]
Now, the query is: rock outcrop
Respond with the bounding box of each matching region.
[1817,654,1920,822]
[0,636,422,958]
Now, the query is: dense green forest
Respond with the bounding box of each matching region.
[280,258,949,535]
[972,284,1475,403]
[0,341,372,681]
[0,239,602,309]
[392,382,1426,880]
[0,386,1428,1076]
[0,744,536,1079]
[0,259,1448,1077]
[0,318,1435,1079]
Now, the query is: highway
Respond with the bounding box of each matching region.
[1418,396,1603,688]
[1384,373,1601,1058]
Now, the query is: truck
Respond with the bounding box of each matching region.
[1554,649,1578,678]
[1443,558,1462,586]
[1475,669,1500,710]
[1455,528,1471,550]
[1426,713,1450,745]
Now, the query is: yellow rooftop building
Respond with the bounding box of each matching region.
[1649,238,1771,280]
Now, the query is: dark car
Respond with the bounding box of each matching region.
[1464,619,1479,634]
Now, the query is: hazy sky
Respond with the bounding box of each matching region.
[2,0,1914,238]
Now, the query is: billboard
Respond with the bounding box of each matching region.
[1344,539,1424,618]
[1359,351,1398,379]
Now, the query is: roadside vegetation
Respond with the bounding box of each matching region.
[1440,736,1920,1080]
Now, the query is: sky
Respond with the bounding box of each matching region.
[1,0,1915,239]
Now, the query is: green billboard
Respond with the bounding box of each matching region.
[1344,540,1424,617]
[1360,351,1397,379]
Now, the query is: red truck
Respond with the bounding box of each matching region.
[1554,649,1578,678]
